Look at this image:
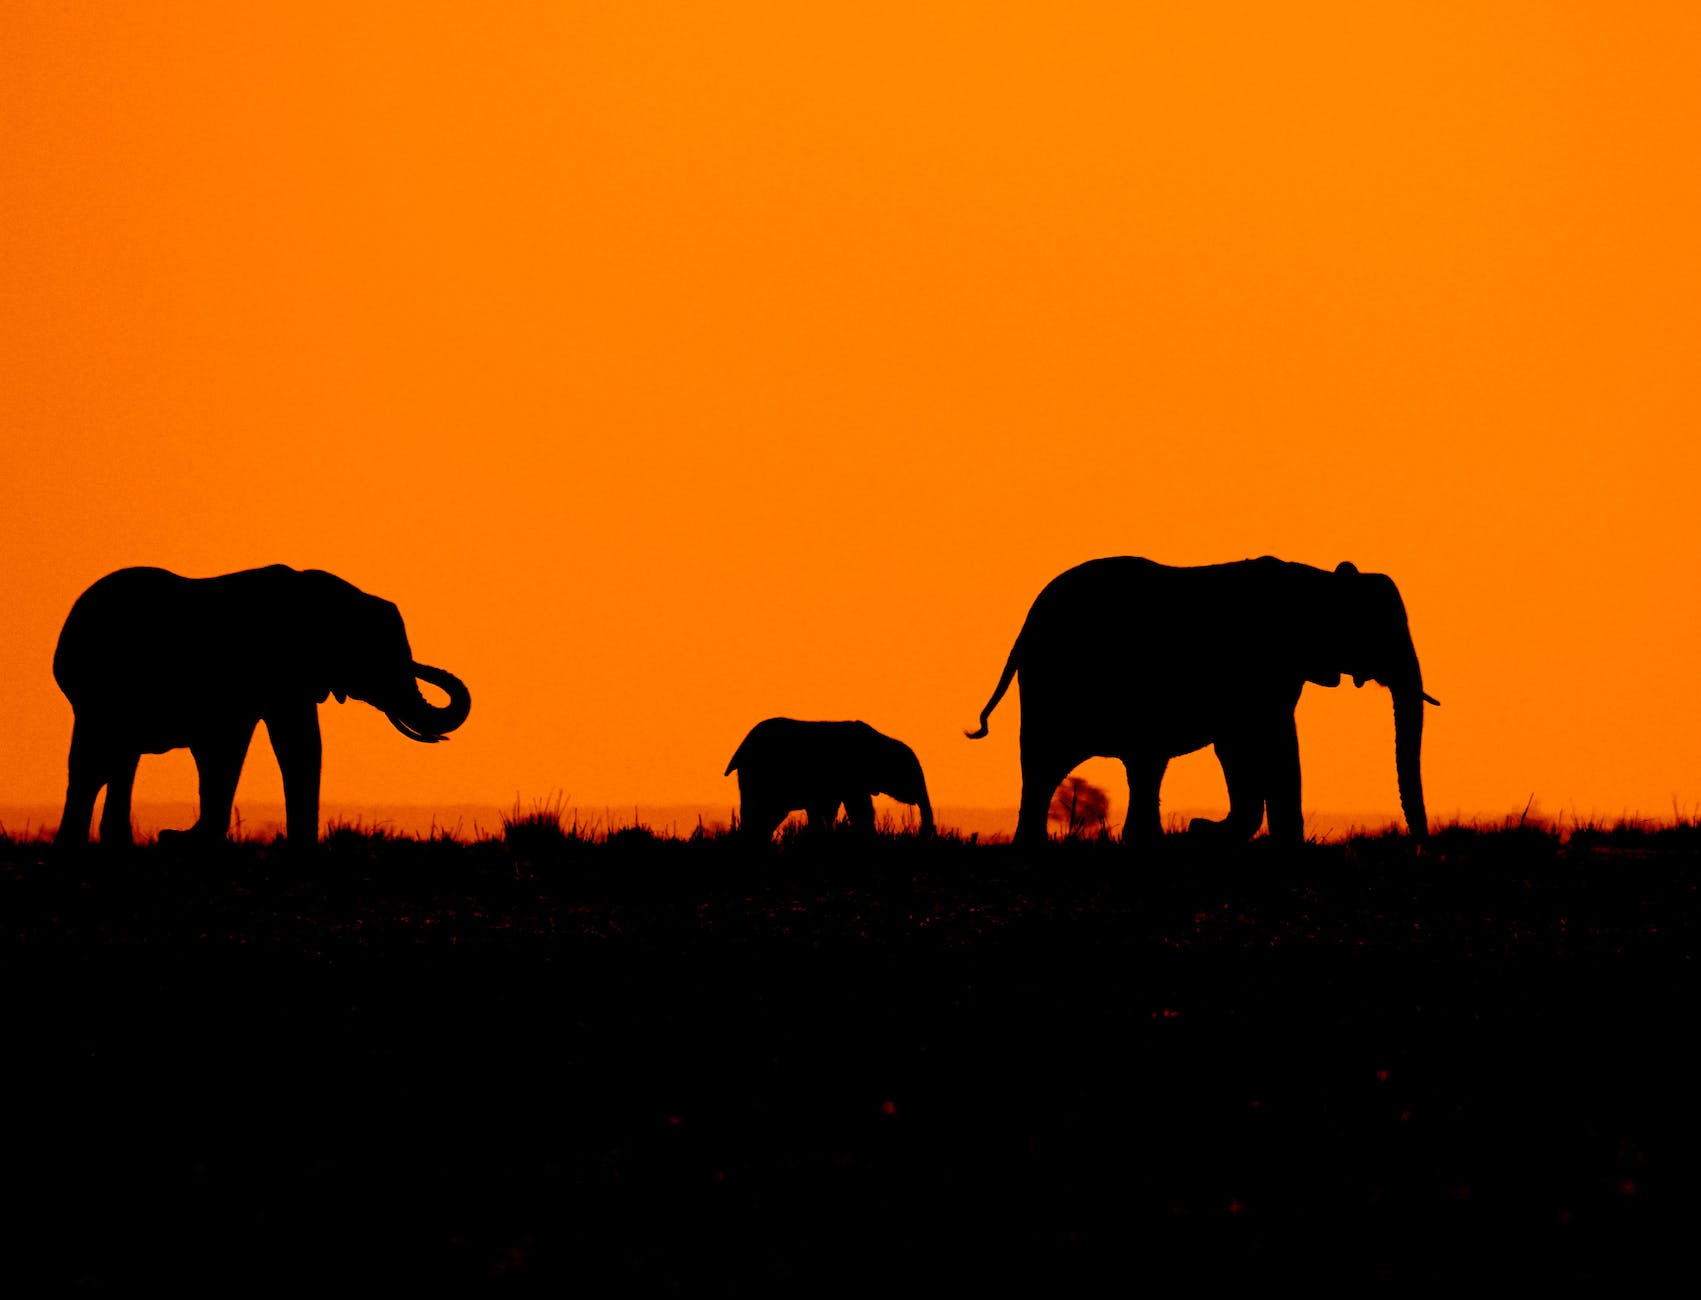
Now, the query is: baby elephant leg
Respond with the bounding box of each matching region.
[805,800,843,831]
[738,797,789,843]
[842,792,876,833]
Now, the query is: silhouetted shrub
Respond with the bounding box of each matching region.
[502,793,585,856]
[1050,777,1110,839]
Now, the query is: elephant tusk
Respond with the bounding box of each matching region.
[386,713,446,744]
[1423,692,1441,707]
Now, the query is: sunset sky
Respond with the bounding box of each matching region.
[3,3,1699,835]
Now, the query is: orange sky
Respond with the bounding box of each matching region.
[3,3,1699,834]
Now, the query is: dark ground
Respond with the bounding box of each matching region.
[3,821,1698,1289]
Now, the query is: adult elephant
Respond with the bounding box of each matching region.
[725,718,936,842]
[967,557,1437,847]
[53,565,471,850]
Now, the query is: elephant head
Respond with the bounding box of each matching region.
[300,571,472,743]
[879,736,936,838]
[1303,561,1437,839]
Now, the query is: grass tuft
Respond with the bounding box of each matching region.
[502,792,598,855]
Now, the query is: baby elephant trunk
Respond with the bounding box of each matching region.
[904,755,936,838]
[916,786,936,839]
[883,738,936,838]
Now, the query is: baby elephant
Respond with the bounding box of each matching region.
[725,718,935,842]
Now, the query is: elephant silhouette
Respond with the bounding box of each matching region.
[967,556,1437,847]
[725,718,935,842]
[53,565,471,849]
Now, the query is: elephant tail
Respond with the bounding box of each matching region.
[965,636,1023,740]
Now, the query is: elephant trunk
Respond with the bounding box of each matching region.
[385,662,472,744]
[917,785,936,839]
[1391,682,1429,840]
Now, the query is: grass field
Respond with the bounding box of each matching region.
[3,820,1698,1287]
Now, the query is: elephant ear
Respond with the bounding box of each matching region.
[1300,562,1361,687]
[296,569,368,705]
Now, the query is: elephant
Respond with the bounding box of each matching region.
[725,718,936,842]
[966,556,1437,847]
[52,565,471,849]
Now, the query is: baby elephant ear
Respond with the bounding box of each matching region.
[1334,561,1359,576]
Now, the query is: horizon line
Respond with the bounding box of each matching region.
[4,799,1690,842]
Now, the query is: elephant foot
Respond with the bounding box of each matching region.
[49,836,94,864]
[155,827,192,852]
[156,826,227,856]
[1188,815,1261,843]
[1121,827,1165,854]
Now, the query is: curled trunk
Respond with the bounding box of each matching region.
[386,662,472,743]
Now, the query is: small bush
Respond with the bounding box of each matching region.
[502,792,589,853]
[1050,777,1111,839]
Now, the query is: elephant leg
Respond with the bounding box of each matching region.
[266,703,323,848]
[805,801,842,832]
[97,749,141,848]
[1015,741,1082,847]
[1121,754,1168,846]
[187,721,258,842]
[738,798,788,843]
[1262,713,1304,846]
[1190,734,1266,840]
[843,792,876,834]
[56,720,105,848]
